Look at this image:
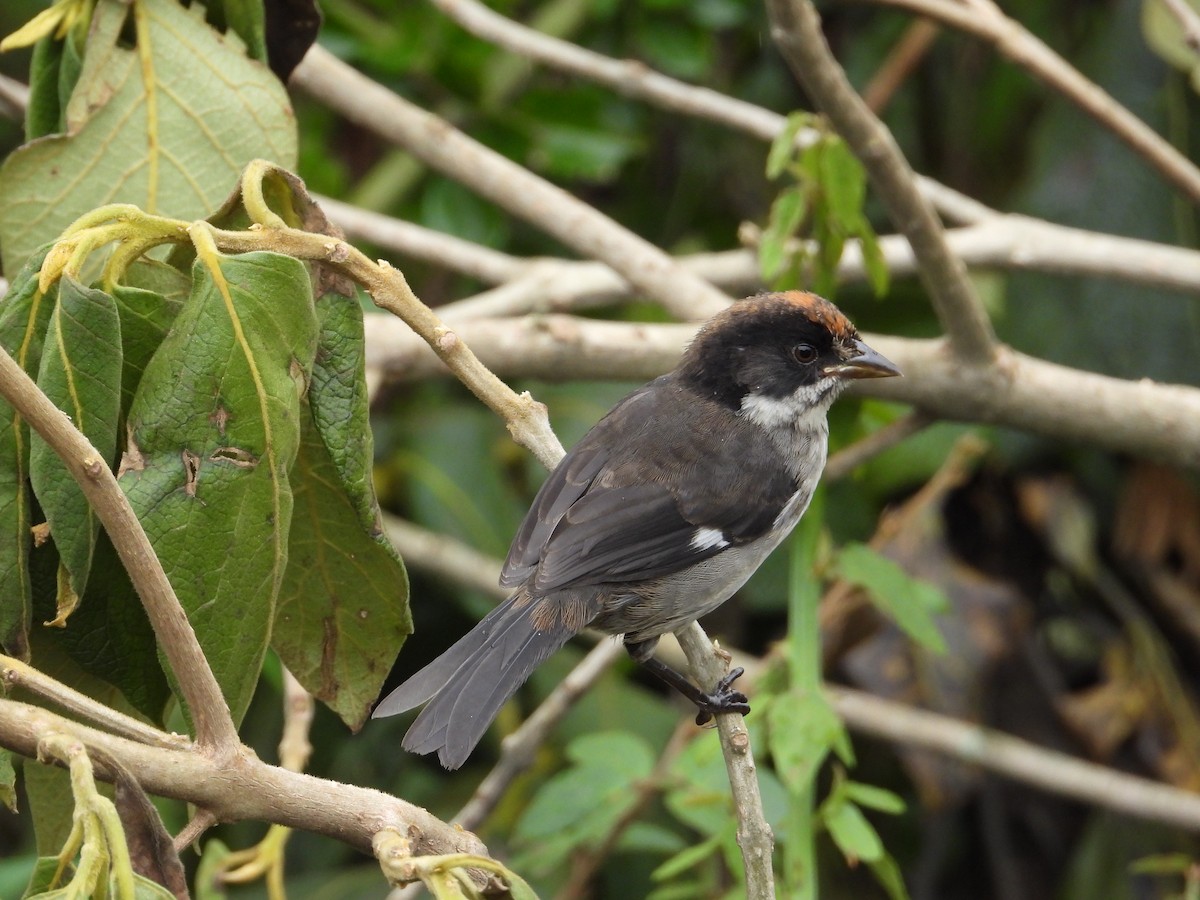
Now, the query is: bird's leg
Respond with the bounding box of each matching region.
[624,637,750,725]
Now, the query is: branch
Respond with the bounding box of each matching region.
[0,346,239,753]
[676,623,775,900]
[291,46,732,321]
[422,0,978,224]
[827,685,1200,831]
[1,655,187,750]
[363,317,1200,470]
[0,698,489,858]
[316,195,528,285]
[865,0,1200,206]
[767,0,998,363]
[205,223,566,470]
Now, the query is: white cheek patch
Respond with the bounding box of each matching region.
[740,381,838,430]
[690,527,729,552]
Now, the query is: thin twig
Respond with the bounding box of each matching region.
[827,685,1200,831]
[862,18,942,114]
[676,623,775,900]
[422,0,977,223]
[0,347,239,753]
[316,194,528,285]
[1,655,188,750]
[280,667,315,774]
[824,411,934,481]
[455,639,627,832]
[292,46,731,322]
[864,0,1200,206]
[1159,0,1200,52]
[767,0,998,363]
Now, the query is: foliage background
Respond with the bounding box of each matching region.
[1,0,1199,898]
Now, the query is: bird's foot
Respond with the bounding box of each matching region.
[693,667,750,725]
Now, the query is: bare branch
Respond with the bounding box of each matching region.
[767,0,998,362]
[828,685,1200,831]
[364,316,1200,471]
[0,698,490,858]
[0,655,187,749]
[865,0,1200,205]
[316,194,528,285]
[292,46,731,321]
[422,0,978,223]
[1158,0,1200,52]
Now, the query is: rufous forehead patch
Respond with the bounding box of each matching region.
[775,291,858,341]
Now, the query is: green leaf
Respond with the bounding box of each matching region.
[0,750,14,813]
[29,276,122,610]
[651,833,722,881]
[760,187,808,281]
[193,838,231,900]
[766,689,845,793]
[52,532,170,722]
[767,112,809,180]
[26,36,65,140]
[529,123,643,182]
[111,285,184,414]
[833,542,949,653]
[514,731,653,869]
[1129,853,1195,875]
[215,0,269,64]
[0,249,56,659]
[856,222,890,297]
[120,251,318,725]
[308,293,384,536]
[869,853,913,900]
[273,396,411,730]
[23,761,77,857]
[819,138,867,226]
[823,799,884,864]
[0,0,297,274]
[844,781,906,815]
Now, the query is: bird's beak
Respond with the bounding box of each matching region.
[823,340,901,379]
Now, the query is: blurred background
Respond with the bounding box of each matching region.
[2,0,1199,897]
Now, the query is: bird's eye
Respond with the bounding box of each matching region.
[791,343,818,365]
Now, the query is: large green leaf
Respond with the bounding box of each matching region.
[110,284,184,412]
[0,249,55,658]
[273,397,410,731]
[0,0,297,274]
[29,276,122,612]
[119,251,317,725]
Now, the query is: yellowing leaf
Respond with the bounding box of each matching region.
[0,0,297,274]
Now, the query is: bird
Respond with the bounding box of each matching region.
[373,291,900,769]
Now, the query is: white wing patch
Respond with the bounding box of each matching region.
[690,527,729,552]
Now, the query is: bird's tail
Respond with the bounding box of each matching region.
[373,590,590,769]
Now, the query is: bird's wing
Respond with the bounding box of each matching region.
[500,377,799,593]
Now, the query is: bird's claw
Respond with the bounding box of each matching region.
[693,667,750,726]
